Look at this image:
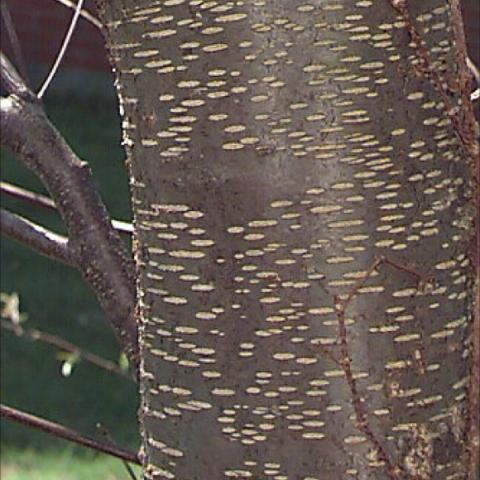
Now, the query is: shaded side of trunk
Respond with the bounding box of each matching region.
[98,1,476,478]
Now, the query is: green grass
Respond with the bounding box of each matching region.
[1,92,140,479]
[1,448,142,480]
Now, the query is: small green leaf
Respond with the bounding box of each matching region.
[56,351,77,362]
[118,352,129,371]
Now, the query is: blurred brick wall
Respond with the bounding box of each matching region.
[462,0,479,64]
[1,0,479,74]
[1,0,109,72]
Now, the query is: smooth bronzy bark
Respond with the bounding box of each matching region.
[97,1,477,478]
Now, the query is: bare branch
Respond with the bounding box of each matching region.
[0,181,134,235]
[0,0,30,85]
[0,404,140,465]
[1,181,57,210]
[1,52,138,371]
[1,319,131,379]
[0,51,36,102]
[1,208,73,265]
[97,423,138,480]
[51,0,103,30]
[112,218,133,235]
[37,0,85,99]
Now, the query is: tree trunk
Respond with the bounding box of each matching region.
[96,1,477,478]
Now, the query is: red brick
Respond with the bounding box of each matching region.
[3,0,480,74]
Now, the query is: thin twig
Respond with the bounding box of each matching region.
[1,181,56,210]
[334,256,429,479]
[97,423,138,479]
[51,0,103,30]
[1,52,138,373]
[37,0,85,99]
[1,208,74,265]
[1,319,131,379]
[336,306,402,479]
[334,260,402,480]
[0,181,134,235]
[0,0,30,84]
[0,404,140,465]
[0,53,37,102]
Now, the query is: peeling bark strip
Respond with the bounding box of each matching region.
[98,0,477,478]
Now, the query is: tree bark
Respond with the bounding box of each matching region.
[97,1,478,478]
